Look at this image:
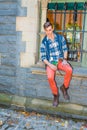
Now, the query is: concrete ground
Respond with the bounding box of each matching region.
[0,106,87,130]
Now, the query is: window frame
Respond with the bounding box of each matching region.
[47,2,87,64]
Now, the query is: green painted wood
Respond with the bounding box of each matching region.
[48,2,84,10]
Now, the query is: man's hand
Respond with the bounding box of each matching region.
[49,64,57,71]
[43,59,57,71]
[62,59,68,65]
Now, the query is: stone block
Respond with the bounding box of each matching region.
[27,73,47,80]
[73,67,87,77]
[81,79,87,87]
[0,36,16,44]
[12,95,26,107]
[18,88,37,97]
[71,96,87,106]
[16,17,36,32]
[0,85,16,95]
[20,52,36,67]
[0,3,17,10]
[70,88,87,97]
[0,76,15,91]
[0,43,16,53]
[0,10,17,16]
[0,66,16,76]
[36,87,52,99]
[22,32,36,42]
[22,0,28,7]
[17,6,27,16]
[1,55,17,66]
[70,78,81,86]
[0,16,16,24]
[0,93,12,106]
[0,0,17,1]
[0,30,16,35]
[0,24,16,31]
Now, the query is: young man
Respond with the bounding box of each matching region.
[40,21,73,107]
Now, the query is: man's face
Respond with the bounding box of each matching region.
[44,26,53,37]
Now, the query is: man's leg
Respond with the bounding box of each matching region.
[58,60,73,100]
[46,66,59,106]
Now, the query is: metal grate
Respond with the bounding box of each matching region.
[47,2,87,62]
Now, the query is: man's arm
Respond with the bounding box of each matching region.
[62,51,69,65]
[64,51,68,60]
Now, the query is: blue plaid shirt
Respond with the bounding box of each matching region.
[40,33,68,63]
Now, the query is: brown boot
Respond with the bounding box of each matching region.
[60,84,70,100]
[53,94,59,107]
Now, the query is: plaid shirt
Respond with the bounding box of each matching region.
[40,33,68,63]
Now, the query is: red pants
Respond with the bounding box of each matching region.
[46,60,73,95]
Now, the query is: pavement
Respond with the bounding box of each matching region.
[0,106,87,130]
[0,93,87,121]
[0,93,87,129]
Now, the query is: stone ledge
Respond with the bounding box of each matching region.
[0,93,87,120]
[30,66,87,79]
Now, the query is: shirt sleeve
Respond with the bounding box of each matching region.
[40,41,47,61]
[62,36,68,52]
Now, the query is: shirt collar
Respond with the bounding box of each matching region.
[46,33,57,41]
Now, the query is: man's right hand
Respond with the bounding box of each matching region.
[43,59,57,71]
[49,64,57,71]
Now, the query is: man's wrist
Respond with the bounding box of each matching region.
[64,58,67,60]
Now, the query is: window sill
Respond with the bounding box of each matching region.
[31,61,87,79]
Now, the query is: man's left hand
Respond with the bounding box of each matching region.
[62,59,68,65]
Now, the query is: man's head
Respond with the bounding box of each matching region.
[43,22,54,37]
[43,21,53,29]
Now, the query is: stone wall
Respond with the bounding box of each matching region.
[0,0,27,94]
[0,0,43,100]
[0,0,87,110]
[0,0,39,95]
[0,0,17,94]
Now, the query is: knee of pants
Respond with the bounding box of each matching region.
[68,67,73,75]
[47,75,54,82]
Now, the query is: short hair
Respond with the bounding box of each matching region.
[43,22,53,29]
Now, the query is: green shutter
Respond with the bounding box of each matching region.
[47,2,84,10]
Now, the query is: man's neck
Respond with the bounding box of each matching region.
[47,33,54,41]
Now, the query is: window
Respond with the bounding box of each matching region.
[47,2,87,62]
